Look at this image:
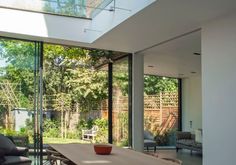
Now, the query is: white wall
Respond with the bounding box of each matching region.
[182,76,202,132]
[202,12,236,165]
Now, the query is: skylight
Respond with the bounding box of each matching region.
[0,0,113,18]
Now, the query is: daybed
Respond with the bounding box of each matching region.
[176,131,202,154]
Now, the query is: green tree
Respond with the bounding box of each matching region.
[43,44,109,138]
[0,39,35,109]
[144,75,178,95]
[44,0,86,17]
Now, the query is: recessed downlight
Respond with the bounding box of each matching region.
[191,71,197,74]
[193,52,201,56]
[148,65,154,68]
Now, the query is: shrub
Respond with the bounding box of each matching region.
[94,118,108,143]
[43,119,60,138]
[76,119,88,139]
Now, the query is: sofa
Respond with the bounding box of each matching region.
[0,134,31,165]
[175,131,202,154]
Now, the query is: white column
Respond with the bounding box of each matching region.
[202,12,236,165]
[132,53,144,152]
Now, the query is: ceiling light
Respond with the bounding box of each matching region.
[148,65,154,68]
[191,71,197,74]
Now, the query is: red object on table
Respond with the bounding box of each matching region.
[94,144,112,155]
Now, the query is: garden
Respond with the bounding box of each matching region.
[0,38,179,148]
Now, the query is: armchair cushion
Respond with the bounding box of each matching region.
[144,130,154,140]
[144,131,157,152]
[0,135,28,156]
[6,147,29,157]
[0,135,16,154]
[3,156,31,165]
[0,149,6,164]
[176,131,202,153]
[176,131,192,140]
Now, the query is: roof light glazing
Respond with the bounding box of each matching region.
[0,0,113,18]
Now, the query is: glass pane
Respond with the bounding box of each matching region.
[42,43,108,145]
[144,75,179,147]
[0,0,113,18]
[112,57,129,146]
[0,38,39,163]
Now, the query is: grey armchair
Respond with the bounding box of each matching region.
[0,134,31,165]
[144,130,158,152]
[0,134,29,157]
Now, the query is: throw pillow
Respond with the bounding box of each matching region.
[144,130,154,140]
[195,129,202,143]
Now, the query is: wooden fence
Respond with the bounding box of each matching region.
[101,92,178,140]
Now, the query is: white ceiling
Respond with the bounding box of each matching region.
[93,0,236,53]
[90,0,236,78]
[1,0,236,78]
[144,30,201,78]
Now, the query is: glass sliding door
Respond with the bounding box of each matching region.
[112,56,131,146]
[0,38,43,164]
[144,75,179,147]
[42,43,109,146]
[34,42,43,165]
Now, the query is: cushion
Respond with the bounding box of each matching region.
[176,132,192,140]
[144,131,154,140]
[0,149,6,164]
[193,142,202,148]
[0,135,16,154]
[3,156,31,165]
[177,139,195,146]
[195,129,202,143]
[6,147,28,156]
[144,139,157,147]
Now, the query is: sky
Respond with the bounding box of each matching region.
[0,58,7,67]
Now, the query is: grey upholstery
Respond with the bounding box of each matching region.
[176,131,202,154]
[0,134,16,154]
[0,135,31,165]
[0,149,6,164]
[144,130,157,152]
[0,135,28,156]
[3,156,31,165]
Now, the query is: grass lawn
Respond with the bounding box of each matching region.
[43,137,89,144]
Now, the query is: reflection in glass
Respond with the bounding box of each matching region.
[0,0,113,18]
[43,44,109,145]
[0,38,40,163]
[144,75,179,147]
[112,57,129,146]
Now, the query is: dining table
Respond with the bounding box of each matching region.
[49,143,175,165]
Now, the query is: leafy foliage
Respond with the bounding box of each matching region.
[94,118,108,143]
[0,38,179,143]
[43,44,108,112]
[144,75,178,95]
[0,39,35,109]
[43,119,60,138]
[44,0,87,17]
